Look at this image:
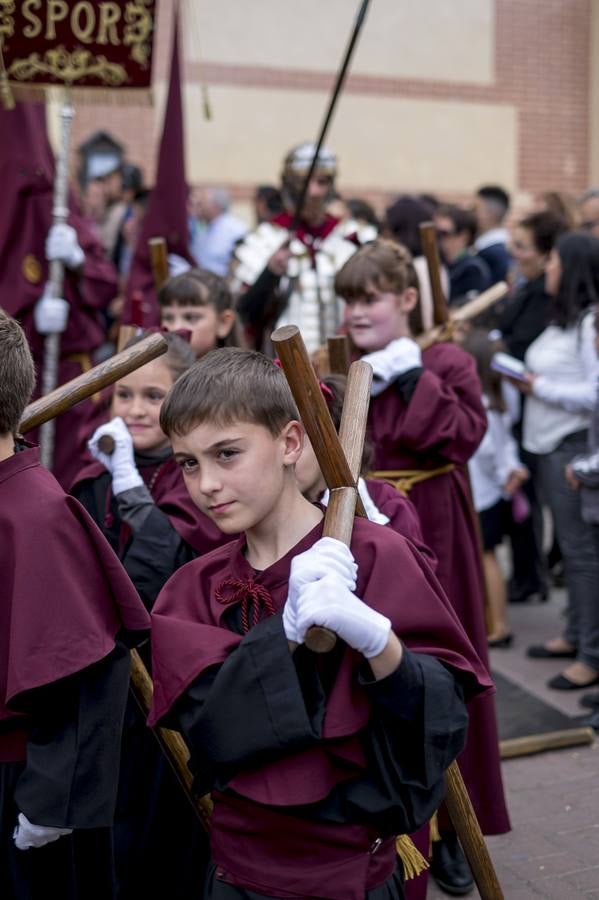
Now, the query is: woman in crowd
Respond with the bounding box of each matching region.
[511,232,599,689]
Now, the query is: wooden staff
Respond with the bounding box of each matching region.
[129,650,213,829]
[272,325,368,652]
[417,281,509,351]
[272,324,504,900]
[327,334,351,375]
[419,222,448,326]
[20,333,168,434]
[149,237,170,291]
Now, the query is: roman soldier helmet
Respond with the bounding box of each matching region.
[281,142,338,207]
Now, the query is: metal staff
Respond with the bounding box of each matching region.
[39,92,75,469]
[291,0,370,230]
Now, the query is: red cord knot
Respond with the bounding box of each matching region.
[214,578,277,634]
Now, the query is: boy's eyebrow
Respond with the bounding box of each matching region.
[173,436,245,456]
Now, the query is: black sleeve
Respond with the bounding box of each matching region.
[122,507,196,610]
[13,641,131,830]
[237,267,282,327]
[170,614,324,794]
[394,367,424,403]
[324,649,468,835]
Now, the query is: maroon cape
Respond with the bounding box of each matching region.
[0,448,149,762]
[150,513,491,755]
[72,453,231,555]
[0,101,119,487]
[367,340,509,834]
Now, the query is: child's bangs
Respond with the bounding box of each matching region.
[334,253,386,301]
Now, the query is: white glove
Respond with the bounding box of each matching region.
[88,416,143,495]
[168,253,192,278]
[33,284,69,335]
[45,223,85,270]
[283,537,357,643]
[13,813,72,851]
[294,573,391,658]
[362,338,422,397]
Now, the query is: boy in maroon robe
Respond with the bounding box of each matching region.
[335,239,510,895]
[0,310,150,899]
[148,347,493,900]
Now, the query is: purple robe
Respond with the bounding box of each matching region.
[368,341,510,835]
[0,447,149,762]
[150,514,491,898]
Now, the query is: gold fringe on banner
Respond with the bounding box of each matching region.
[22,84,154,107]
[0,43,14,109]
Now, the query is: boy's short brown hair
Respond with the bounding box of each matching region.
[0,309,36,435]
[160,348,299,438]
[334,238,418,301]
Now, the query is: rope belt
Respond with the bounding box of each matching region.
[369,464,455,496]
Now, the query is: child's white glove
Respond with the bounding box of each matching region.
[362,338,422,397]
[283,537,357,643]
[45,223,85,270]
[33,284,69,335]
[88,416,143,495]
[13,812,72,850]
[294,573,391,658]
[168,253,192,277]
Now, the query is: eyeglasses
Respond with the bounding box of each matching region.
[580,219,599,231]
[436,228,457,238]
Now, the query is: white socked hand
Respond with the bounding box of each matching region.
[88,416,143,495]
[33,283,69,335]
[13,813,72,851]
[294,572,391,659]
[362,338,422,396]
[282,537,357,643]
[45,223,85,270]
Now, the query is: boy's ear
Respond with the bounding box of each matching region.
[216,309,236,339]
[281,420,304,466]
[398,286,419,314]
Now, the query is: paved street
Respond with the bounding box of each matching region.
[428,589,599,898]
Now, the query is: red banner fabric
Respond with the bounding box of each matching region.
[0,0,157,90]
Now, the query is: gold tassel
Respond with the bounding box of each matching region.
[428,810,442,857]
[0,44,14,110]
[395,834,429,881]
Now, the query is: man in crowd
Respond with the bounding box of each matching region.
[473,184,512,283]
[232,142,376,354]
[189,186,248,277]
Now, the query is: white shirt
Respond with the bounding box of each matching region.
[474,227,509,252]
[523,310,599,455]
[468,398,523,512]
[192,212,248,277]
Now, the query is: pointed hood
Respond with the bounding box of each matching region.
[123,7,193,326]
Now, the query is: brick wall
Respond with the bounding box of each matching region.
[69,0,592,204]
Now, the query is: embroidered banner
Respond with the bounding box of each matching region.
[0,0,157,91]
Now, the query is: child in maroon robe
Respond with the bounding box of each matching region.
[71,332,230,900]
[158,268,242,358]
[148,347,492,900]
[0,310,149,899]
[335,239,510,894]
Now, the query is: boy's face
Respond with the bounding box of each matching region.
[343,281,416,352]
[172,419,303,534]
[161,303,234,359]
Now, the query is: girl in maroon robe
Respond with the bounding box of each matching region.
[334,240,510,891]
[0,310,150,900]
[147,347,493,900]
